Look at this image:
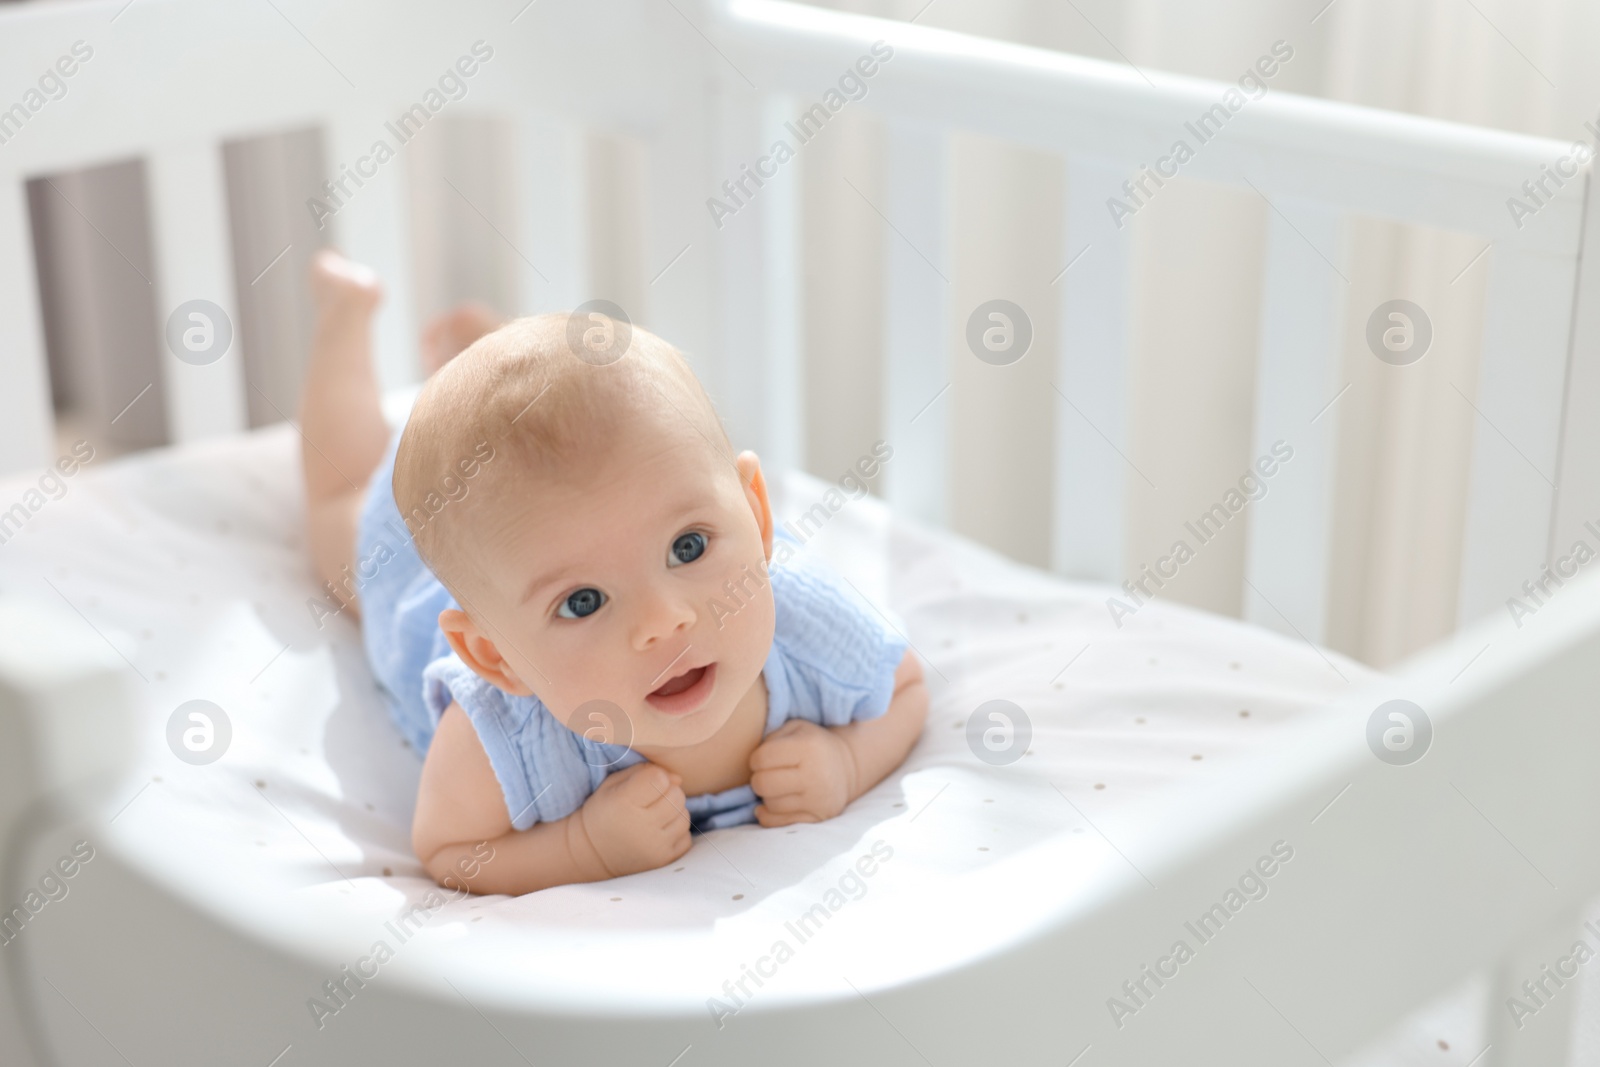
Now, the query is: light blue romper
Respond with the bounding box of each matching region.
[355,430,909,833]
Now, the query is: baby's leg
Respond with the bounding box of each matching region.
[300,252,508,616]
[300,250,388,616]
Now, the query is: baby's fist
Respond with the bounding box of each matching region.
[749,720,858,828]
[577,762,691,877]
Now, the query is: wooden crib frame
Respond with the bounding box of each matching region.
[3,0,1600,1064]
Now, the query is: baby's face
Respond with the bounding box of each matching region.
[469,418,775,753]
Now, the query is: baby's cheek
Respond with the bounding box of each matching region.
[734,587,777,664]
[533,643,621,726]
[559,694,635,746]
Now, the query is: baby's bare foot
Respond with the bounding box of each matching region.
[310,249,383,315]
[421,301,505,376]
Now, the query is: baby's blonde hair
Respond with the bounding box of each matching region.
[392,313,733,603]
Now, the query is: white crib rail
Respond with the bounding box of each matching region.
[1,1,1599,1065]
[709,0,1595,641]
[0,0,1591,643]
[0,0,669,443]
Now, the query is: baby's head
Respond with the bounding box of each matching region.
[393,313,776,753]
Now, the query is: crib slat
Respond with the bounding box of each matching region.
[1457,238,1578,626]
[882,122,949,526]
[1243,198,1345,644]
[757,96,804,476]
[0,174,53,476]
[146,143,248,443]
[514,117,588,315]
[326,115,419,394]
[701,93,804,471]
[1052,158,1131,582]
[1551,168,1600,569]
[643,93,715,419]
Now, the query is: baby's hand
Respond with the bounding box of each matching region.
[575,762,691,877]
[750,720,859,827]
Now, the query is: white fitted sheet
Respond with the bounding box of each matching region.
[18,422,1530,1056]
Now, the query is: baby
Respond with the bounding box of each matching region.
[298,251,928,896]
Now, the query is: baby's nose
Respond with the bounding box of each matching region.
[631,589,696,650]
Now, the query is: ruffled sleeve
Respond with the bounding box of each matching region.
[421,655,641,831]
[762,545,909,729]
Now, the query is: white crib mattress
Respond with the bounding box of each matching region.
[1,424,1397,1022]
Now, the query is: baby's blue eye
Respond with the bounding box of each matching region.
[670,531,706,566]
[558,588,605,619]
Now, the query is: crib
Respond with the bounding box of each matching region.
[3,0,1600,1064]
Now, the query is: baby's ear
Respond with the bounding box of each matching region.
[438,608,536,696]
[736,451,774,562]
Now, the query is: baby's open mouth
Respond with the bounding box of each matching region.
[646,662,716,713]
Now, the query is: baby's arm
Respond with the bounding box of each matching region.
[833,648,928,797]
[413,703,692,894]
[750,649,928,827]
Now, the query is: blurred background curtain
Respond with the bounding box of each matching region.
[30,0,1600,668]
